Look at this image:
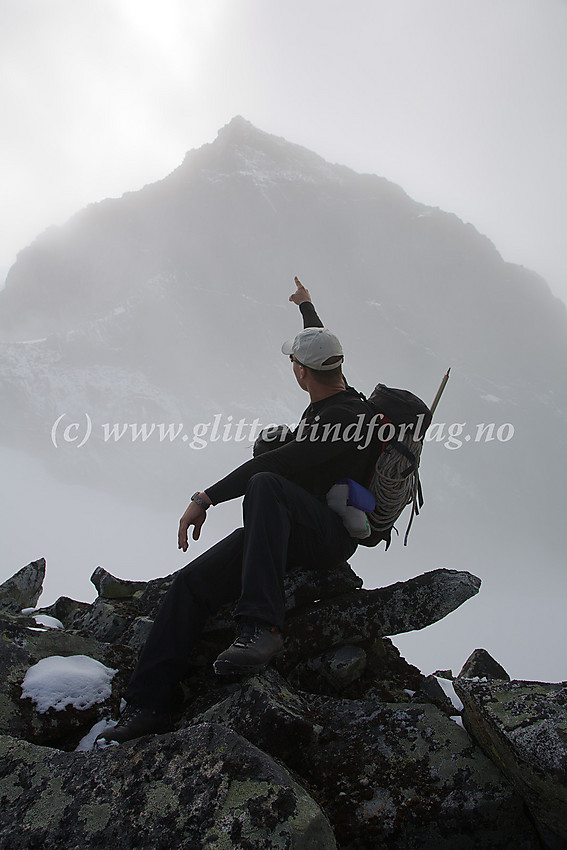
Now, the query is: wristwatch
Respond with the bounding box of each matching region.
[191,492,210,511]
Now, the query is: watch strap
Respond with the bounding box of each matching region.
[191,492,210,511]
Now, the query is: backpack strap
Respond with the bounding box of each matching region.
[403,477,424,545]
[389,440,418,478]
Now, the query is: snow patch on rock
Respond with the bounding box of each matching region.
[21,654,117,713]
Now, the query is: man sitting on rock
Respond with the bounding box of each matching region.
[98,278,379,744]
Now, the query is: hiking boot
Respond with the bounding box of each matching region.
[96,703,174,745]
[213,620,284,675]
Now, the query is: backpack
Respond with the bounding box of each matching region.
[253,383,435,549]
[358,384,432,549]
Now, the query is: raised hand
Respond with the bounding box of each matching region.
[289,276,312,305]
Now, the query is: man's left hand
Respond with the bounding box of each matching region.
[178,500,208,551]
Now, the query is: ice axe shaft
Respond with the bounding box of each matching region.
[430,368,451,416]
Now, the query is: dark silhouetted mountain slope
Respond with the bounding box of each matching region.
[0,117,565,614]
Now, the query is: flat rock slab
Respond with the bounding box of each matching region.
[284,568,481,659]
[0,723,336,850]
[455,678,567,849]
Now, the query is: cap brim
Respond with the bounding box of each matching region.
[281,338,294,356]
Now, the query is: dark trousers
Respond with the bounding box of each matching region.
[125,472,357,711]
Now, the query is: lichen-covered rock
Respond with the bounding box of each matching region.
[414,674,456,716]
[33,595,91,627]
[306,644,367,691]
[432,668,454,680]
[175,667,541,848]
[190,668,318,763]
[127,571,176,616]
[293,695,542,850]
[68,597,131,643]
[283,561,363,610]
[458,648,511,681]
[0,559,45,613]
[0,615,134,748]
[454,678,567,850]
[283,568,481,659]
[290,645,368,693]
[9,557,543,850]
[285,636,424,702]
[83,560,367,659]
[52,565,479,677]
[119,615,154,652]
[0,724,337,849]
[90,566,148,599]
[129,559,362,621]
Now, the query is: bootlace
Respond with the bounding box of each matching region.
[234,622,261,647]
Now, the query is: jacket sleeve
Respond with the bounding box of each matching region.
[205,402,362,506]
[299,299,350,386]
[299,301,324,328]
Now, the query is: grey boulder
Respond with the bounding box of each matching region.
[0,558,45,613]
[458,648,511,681]
[455,677,567,850]
[191,667,319,763]
[90,565,148,599]
[0,723,337,849]
[287,694,541,850]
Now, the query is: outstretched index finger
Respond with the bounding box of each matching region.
[289,276,311,304]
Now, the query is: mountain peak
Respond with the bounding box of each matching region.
[212,115,281,156]
[179,116,351,189]
[216,115,258,140]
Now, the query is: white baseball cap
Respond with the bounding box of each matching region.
[281,327,344,370]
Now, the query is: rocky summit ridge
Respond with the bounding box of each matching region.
[1,557,565,849]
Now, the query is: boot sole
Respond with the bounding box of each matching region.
[213,651,283,677]
[213,659,269,676]
[95,724,174,746]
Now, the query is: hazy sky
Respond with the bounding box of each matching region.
[1,0,566,303]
